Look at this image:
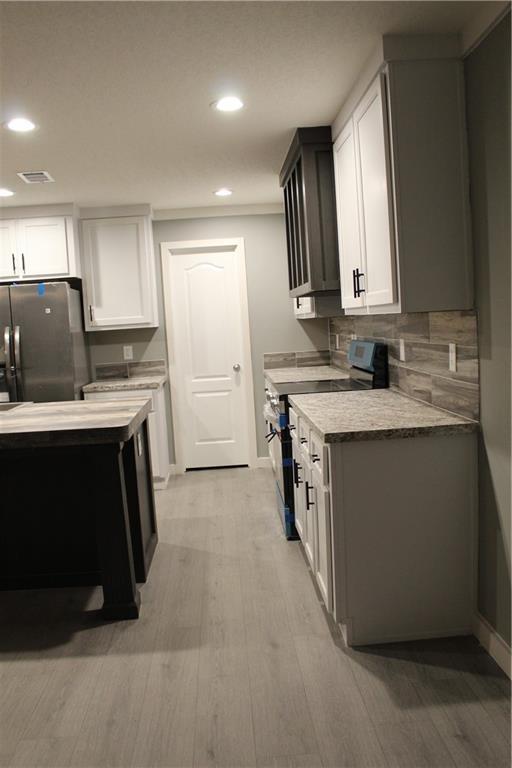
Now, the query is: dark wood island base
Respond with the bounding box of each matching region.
[0,400,158,620]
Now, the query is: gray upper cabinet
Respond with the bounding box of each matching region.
[279,127,340,298]
[332,35,473,315]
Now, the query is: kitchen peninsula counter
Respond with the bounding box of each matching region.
[0,399,157,620]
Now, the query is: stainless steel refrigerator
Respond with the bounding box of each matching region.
[0,282,90,402]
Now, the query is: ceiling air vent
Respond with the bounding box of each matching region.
[17,170,55,184]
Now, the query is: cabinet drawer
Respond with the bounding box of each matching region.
[288,406,299,439]
[310,430,328,482]
[298,419,310,453]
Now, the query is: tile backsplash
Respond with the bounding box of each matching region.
[329,311,479,420]
[95,359,166,380]
[263,350,331,369]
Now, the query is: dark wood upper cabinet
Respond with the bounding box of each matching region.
[279,127,340,297]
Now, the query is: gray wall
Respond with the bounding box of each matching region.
[87,213,328,459]
[465,13,511,645]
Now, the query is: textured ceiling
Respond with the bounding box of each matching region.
[0,1,499,212]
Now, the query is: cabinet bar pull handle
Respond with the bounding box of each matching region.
[12,254,15,273]
[355,269,365,297]
[305,481,315,510]
[352,268,357,299]
[21,253,25,273]
[89,305,94,323]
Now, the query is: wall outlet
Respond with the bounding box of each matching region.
[449,343,457,372]
[335,333,341,350]
[123,345,133,361]
[351,333,357,340]
[399,338,406,362]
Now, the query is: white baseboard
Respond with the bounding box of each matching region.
[254,456,271,468]
[473,612,511,678]
[153,464,174,490]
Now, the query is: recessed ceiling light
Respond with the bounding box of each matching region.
[213,96,244,112]
[6,117,36,132]
[214,188,233,197]
[0,188,14,197]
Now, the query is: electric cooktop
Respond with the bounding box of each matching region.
[271,378,370,397]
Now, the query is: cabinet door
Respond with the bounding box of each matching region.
[293,296,314,317]
[0,221,18,279]
[292,439,305,542]
[333,120,365,309]
[16,218,69,277]
[303,464,316,569]
[312,471,333,612]
[354,74,396,307]
[81,216,156,329]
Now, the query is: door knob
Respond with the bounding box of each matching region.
[233,363,241,372]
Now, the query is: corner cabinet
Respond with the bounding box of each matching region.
[81,215,159,331]
[0,216,80,282]
[333,45,473,314]
[280,127,340,298]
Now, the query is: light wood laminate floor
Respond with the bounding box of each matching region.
[0,467,510,768]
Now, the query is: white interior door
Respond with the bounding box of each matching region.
[164,239,254,470]
[354,74,396,307]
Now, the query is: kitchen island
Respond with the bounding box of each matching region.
[0,399,158,619]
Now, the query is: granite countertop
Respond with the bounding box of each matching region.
[264,366,350,384]
[0,399,152,449]
[83,374,167,393]
[289,390,478,443]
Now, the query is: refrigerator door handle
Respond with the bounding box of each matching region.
[14,325,20,367]
[4,325,15,399]
[13,325,22,399]
[4,326,11,372]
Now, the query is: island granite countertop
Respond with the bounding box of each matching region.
[0,399,152,449]
[264,366,349,384]
[83,374,167,393]
[289,389,478,443]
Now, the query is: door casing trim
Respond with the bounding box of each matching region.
[161,237,258,474]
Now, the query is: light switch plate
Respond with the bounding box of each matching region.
[399,339,406,362]
[123,345,133,361]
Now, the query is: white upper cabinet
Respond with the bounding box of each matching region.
[81,215,158,331]
[333,120,364,310]
[353,75,396,308]
[0,215,79,282]
[335,75,397,312]
[0,220,17,279]
[332,36,473,315]
[17,217,70,277]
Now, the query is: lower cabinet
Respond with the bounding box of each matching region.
[291,413,476,646]
[292,437,306,542]
[84,386,170,486]
[292,432,332,611]
[311,468,333,613]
